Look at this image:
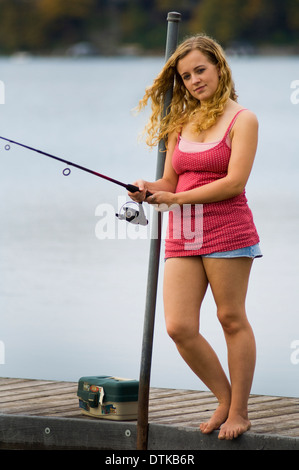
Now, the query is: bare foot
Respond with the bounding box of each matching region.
[199,404,229,434]
[218,415,251,440]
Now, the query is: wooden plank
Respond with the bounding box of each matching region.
[149,398,218,413]
[149,388,213,399]
[150,393,217,405]
[285,428,299,437]
[250,405,299,419]
[0,388,76,403]
[0,379,60,392]
[0,400,77,415]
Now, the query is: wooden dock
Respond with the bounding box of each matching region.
[0,377,298,450]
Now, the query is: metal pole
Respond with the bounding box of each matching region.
[136,11,181,451]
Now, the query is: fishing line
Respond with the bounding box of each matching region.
[0,135,151,225]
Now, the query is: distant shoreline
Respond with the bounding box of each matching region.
[1,43,299,60]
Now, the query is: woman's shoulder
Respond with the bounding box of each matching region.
[227,102,258,140]
[228,101,258,125]
[229,111,258,146]
[236,108,258,130]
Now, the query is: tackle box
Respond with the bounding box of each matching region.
[77,375,139,420]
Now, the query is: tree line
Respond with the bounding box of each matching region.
[0,0,298,55]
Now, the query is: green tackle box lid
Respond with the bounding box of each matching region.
[77,376,139,404]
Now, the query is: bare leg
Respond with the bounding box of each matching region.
[163,257,231,430]
[202,257,255,439]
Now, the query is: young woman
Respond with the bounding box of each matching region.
[129,34,262,440]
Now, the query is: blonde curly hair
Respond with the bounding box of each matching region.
[136,34,237,148]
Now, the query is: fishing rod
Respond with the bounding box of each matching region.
[0,135,151,225]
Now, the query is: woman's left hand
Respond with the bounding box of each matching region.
[147,191,177,209]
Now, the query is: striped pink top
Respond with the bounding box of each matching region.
[165,109,260,257]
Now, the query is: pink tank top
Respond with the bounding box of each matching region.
[165,109,260,258]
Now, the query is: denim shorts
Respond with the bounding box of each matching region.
[202,243,263,259]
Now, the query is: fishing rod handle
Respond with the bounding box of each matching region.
[126,184,152,199]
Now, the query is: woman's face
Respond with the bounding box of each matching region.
[177,49,220,102]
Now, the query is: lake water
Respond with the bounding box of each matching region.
[0,55,298,399]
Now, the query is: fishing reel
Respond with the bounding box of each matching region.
[115,201,148,226]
